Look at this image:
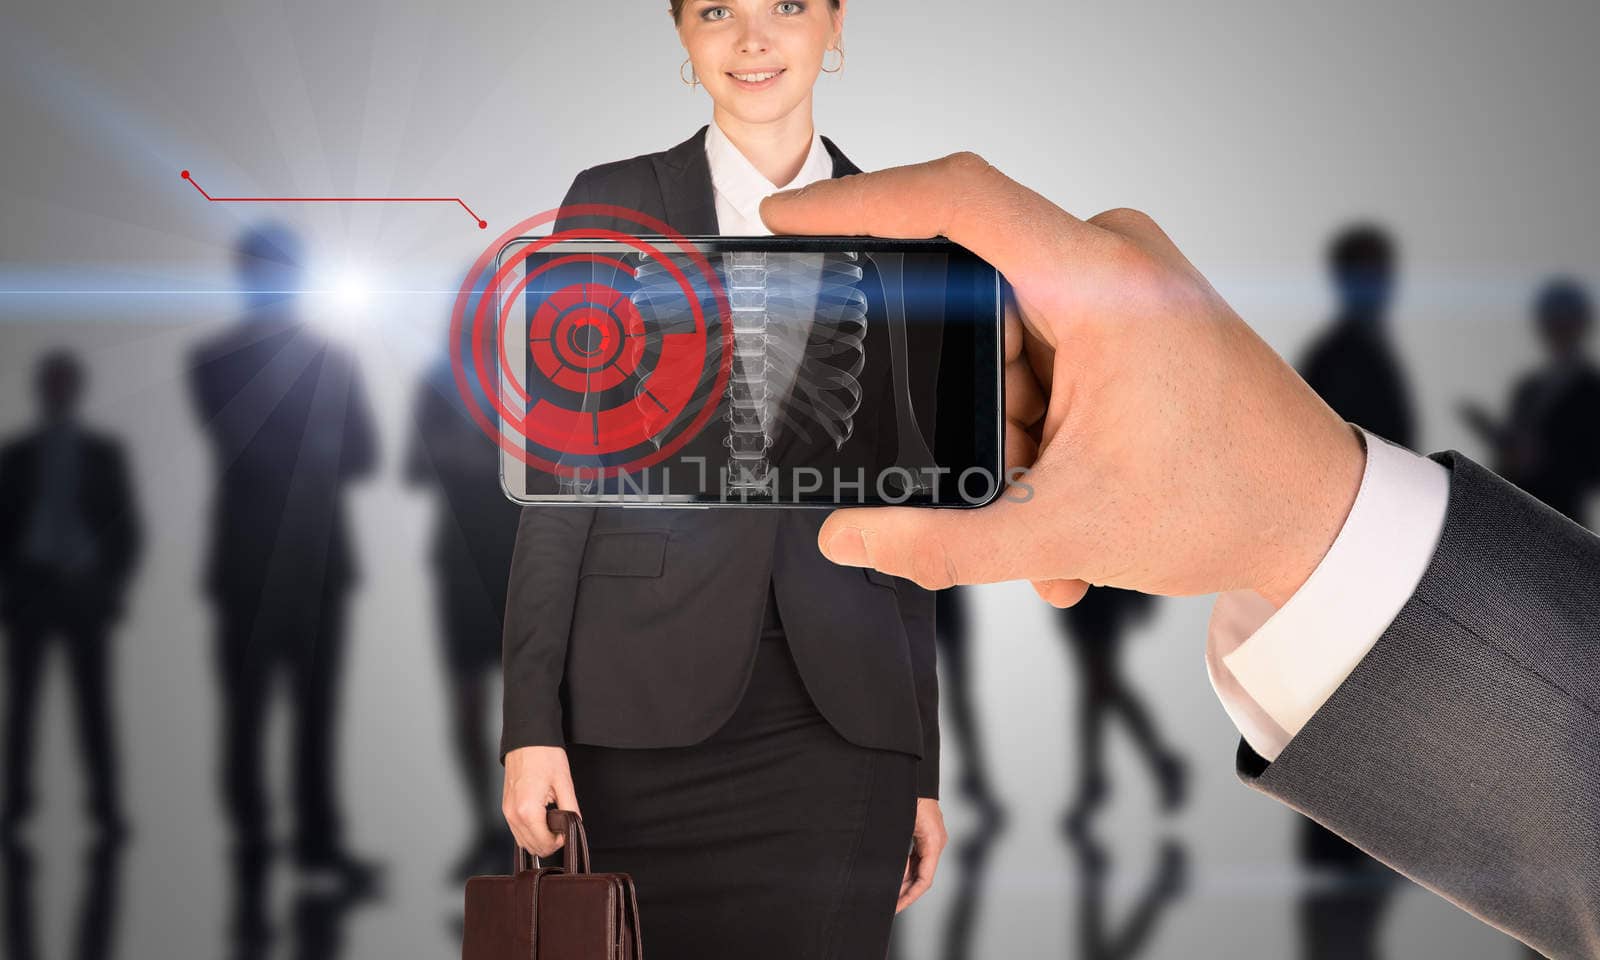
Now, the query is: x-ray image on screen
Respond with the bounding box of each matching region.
[501,238,1001,507]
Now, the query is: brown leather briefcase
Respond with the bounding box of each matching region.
[462,809,643,960]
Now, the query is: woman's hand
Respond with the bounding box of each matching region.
[502,745,581,859]
[896,798,947,913]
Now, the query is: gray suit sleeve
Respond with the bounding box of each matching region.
[498,171,600,760]
[1237,451,1600,958]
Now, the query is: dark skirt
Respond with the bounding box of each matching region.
[565,583,918,960]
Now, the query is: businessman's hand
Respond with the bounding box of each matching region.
[762,153,1365,608]
[897,798,947,914]
[502,745,580,859]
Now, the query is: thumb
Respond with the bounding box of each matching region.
[1032,577,1090,608]
[818,498,1049,589]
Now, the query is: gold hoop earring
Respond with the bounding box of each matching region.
[822,45,844,74]
[680,57,699,87]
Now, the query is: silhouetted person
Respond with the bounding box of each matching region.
[1295,223,1415,957]
[890,601,1007,960]
[934,587,1005,824]
[1300,225,1417,449]
[935,825,1003,960]
[1296,850,1398,960]
[1069,827,1186,960]
[1461,278,1600,526]
[188,224,381,951]
[0,351,140,844]
[404,347,520,882]
[3,834,127,960]
[287,881,367,960]
[1058,587,1185,836]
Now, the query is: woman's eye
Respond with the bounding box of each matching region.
[776,1,805,13]
[702,6,731,20]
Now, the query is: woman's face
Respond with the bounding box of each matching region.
[677,0,844,125]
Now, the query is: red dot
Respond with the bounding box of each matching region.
[478,220,488,229]
[180,170,190,179]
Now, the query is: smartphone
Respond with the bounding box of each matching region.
[495,236,1003,508]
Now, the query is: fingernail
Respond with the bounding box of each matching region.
[825,527,868,566]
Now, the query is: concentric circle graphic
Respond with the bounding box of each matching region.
[448,206,732,484]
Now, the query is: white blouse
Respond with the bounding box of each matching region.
[703,118,834,235]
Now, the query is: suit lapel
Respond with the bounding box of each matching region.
[651,126,720,236]
[821,135,862,179]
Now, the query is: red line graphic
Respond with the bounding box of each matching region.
[181,170,487,229]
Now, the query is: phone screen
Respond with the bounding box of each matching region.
[497,237,1002,507]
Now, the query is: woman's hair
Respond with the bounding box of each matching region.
[669,0,841,24]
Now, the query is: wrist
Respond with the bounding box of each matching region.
[1254,420,1366,607]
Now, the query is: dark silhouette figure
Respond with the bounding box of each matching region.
[937,828,1004,960]
[286,882,368,960]
[1296,834,1399,960]
[1058,588,1185,836]
[224,866,369,960]
[188,224,382,952]
[1460,278,1600,527]
[934,587,1005,823]
[884,821,1004,960]
[0,351,140,844]
[404,348,520,883]
[885,589,1008,960]
[1300,225,1417,448]
[1069,827,1187,960]
[3,835,128,960]
[1295,223,1415,957]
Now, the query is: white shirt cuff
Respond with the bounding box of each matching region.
[1204,427,1451,761]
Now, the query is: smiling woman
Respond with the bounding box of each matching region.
[670,0,847,185]
[497,1,949,958]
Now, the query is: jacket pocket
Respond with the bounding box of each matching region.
[580,530,668,578]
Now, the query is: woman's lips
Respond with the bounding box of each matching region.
[727,68,785,91]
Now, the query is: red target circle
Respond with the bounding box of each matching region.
[531,283,642,390]
[486,247,710,456]
[449,208,732,481]
[493,254,636,408]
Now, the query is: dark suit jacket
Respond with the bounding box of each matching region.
[500,126,941,798]
[1238,451,1600,958]
[188,316,378,609]
[0,427,141,624]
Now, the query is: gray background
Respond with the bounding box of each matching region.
[2,0,1595,956]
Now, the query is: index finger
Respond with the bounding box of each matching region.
[760,152,1096,335]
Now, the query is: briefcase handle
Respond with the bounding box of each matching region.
[515,808,591,875]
